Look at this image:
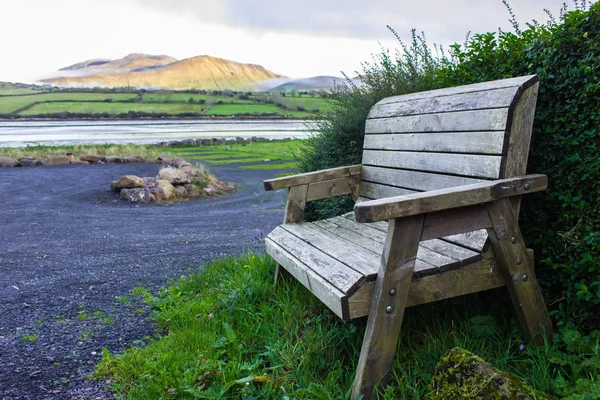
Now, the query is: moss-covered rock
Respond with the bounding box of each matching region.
[427,348,550,400]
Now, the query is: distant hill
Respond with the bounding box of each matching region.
[42,54,285,91]
[270,75,363,92]
[60,53,177,72]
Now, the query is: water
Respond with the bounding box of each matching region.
[0,119,315,147]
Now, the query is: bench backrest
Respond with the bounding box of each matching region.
[360,75,539,251]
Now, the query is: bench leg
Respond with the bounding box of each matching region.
[273,264,291,286]
[486,198,553,345]
[352,215,424,399]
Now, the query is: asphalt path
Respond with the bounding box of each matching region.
[0,161,288,399]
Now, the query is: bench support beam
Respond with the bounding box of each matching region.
[486,198,553,344]
[352,215,424,399]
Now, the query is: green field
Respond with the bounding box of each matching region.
[204,103,284,116]
[21,101,207,115]
[0,92,138,114]
[140,93,255,104]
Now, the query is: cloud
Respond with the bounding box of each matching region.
[127,0,567,43]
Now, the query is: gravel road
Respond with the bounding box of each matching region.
[0,161,287,399]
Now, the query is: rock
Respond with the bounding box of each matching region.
[428,348,550,400]
[157,155,171,163]
[235,137,246,142]
[18,158,42,167]
[123,155,145,163]
[111,175,144,192]
[120,188,149,203]
[184,184,200,198]
[80,154,106,163]
[204,186,216,196]
[212,138,223,145]
[105,156,123,164]
[200,139,212,146]
[0,157,16,167]
[168,158,192,169]
[179,165,194,175]
[173,186,187,198]
[70,160,89,165]
[41,156,70,166]
[158,168,191,186]
[149,187,165,203]
[157,180,174,200]
[142,177,157,188]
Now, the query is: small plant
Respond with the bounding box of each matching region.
[78,328,93,341]
[76,311,89,321]
[20,332,40,342]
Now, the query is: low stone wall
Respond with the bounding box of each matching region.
[155,136,293,147]
[0,154,147,168]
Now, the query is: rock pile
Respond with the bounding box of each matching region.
[111,157,231,204]
[0,154,146,167]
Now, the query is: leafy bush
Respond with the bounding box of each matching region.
[299,3,600,327]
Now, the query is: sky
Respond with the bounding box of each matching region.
[0,0,590,83]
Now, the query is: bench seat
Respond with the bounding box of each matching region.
[266,212,504,321]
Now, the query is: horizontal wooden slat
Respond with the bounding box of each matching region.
[363,150,502,179]
[421,206,492,242]
[361,166,484,192]
[281,223,378,278]
[306,177,353,202]
[359,182,416,200]
[267,227,363,294]
[265,239,346,319]
[369,87,518,118]
[363,132,505,155]
[346,258,505,320]
[374,75,537,106]
[365,108,509,134]
[354,175,547,223]
[264,164,361,191]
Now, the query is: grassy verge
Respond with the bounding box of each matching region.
[0,93,137,114]
[0,140,304,170]
[94,253,600,399]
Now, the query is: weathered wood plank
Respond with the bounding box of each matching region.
[361,166,484,193]
[369,87,517,118]
[264,164,361,190]
[374,75,537,106]
[359,181,416,200]
[306,177,353,202]
[365,108,509,134]
[267,227,364,294]
[363,132,505,155]
[354,175,548,223]
[352,215,424,399]
[486,198,553,344]
[362,150,502,179]
[421,206,492,241]
[265,239,346,319]
[347,258,505,319]
[284,184,308,223]
[281,223,379,278]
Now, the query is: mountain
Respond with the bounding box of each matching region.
[42,54,285,90]
[270,75,363,92]
[60,53,177,72]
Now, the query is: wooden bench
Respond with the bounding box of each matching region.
[263,75,553,399]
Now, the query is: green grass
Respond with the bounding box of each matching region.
[0,143,168,162]
[140,93,255,104]
[240,161,299,170]
[204,104,284,116]
[0,92,137,114]
[20,101,206,116]
[0,89,48,95]
[20,332,40,342]
[94,253,600,399]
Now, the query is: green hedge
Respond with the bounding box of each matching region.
[299,4,600,327]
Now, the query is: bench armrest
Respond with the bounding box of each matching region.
[264,164,361,191]
[354,174,547,223]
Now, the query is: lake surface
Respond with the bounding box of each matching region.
[0,119,315,147]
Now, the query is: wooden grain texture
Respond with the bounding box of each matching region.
[365,108,509,134]
[345,175,361,200]
[354,174,548,223]
[503,82,539,216]
[284,184,308,223]
[352,215,424,399]
[421,206,492,241]
[368,87,517,118]
[485,198,553,344]
[305,177,353,202]
[347,258,505,319]
[362,150,502,179]
[361,166,484,192]
[267,227,364,294]
[359,181,416,200]
[265,238,346,319]
[374,75,537,106]
[363,132,505,155]
[264,164,361,190]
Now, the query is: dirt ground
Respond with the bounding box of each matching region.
[0,161,287,399]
